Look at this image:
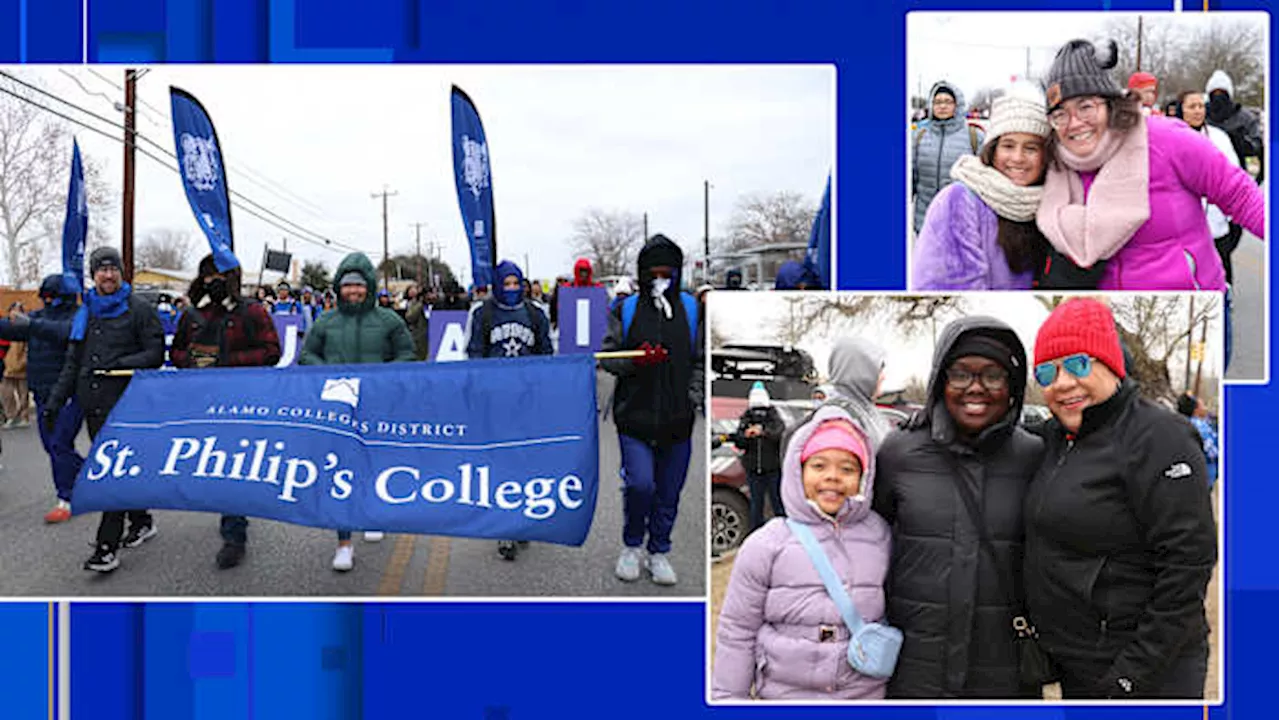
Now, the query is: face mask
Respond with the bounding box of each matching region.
[651,277,671,296]
[1208,93,1232,123]
[206,278,229,303]
[498,285,523,307]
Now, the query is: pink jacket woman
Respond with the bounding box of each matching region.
[1035,40,1264,291]
[712,405,891,700]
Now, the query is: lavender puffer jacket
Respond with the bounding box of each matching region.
[712,405,892,700]
[910,183,1035,290]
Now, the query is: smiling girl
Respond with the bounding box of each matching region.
[713,406,890,700]
[911,83,1052,290]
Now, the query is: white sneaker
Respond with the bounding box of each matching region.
[363,531,384,542]
[647,553,678,586]
[332,544,354,572]
[614,546,643,582]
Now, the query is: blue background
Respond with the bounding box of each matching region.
[0,0,1274,718]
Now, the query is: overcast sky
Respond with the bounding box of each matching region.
[11,64,833,286]
[906,10,1269,105]
[710,292,1222,392]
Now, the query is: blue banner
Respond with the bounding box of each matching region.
[69,356,600,545]
[450,86,496,290]
[60,139,87,295]
[804,173,831,289]
[170,87,239,271]
[426,310,470,362]
[556,286,609,355]
[272,314,305,366]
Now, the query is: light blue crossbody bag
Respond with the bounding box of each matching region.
[786,518,903,679]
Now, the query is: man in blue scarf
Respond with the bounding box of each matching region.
[44,246,166,573]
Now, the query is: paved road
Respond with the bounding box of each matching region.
[0,372,706,598]
[1226,230,1265,382]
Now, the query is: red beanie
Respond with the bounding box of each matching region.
[1127,71,1158,91]
[1034,298,1125,378]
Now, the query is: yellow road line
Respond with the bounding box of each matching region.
[375,534,418,596]
[421,536,452,596]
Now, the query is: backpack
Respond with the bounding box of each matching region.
[480,298,540,357]
[620,293,699,348]
[914,123,980,156]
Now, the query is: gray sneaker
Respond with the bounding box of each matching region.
[614,547,643,582]
[647,552,678,586]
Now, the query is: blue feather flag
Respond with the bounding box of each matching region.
[451,86,497,289]
[170,87,239,271]
[804,174,831,289]
[59,139,87,295]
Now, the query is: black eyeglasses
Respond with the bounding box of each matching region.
[945,366,1009,391]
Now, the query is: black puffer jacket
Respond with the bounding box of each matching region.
[1024,379,1216,698]
[48,294,165,433]
[873,316,1044,698]
[728,405,784,475]
[0,276,78,400]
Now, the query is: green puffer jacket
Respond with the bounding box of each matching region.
[300,253,415,365]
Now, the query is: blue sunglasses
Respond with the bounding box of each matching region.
[1034,353,1093,387]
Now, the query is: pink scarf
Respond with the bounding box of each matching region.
[1036,120,1151,267]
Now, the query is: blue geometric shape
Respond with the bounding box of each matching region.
[321,645,347,671]
[213,0,269,61]
[165,0,214,61]
[189,631,237,678]
[25,0,83,61]
[268,0,392,61]
[95,33,165,62]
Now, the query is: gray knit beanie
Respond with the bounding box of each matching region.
[338,271,367,288]
[1042,39,1122,112]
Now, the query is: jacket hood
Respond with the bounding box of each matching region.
[1205,70,1233,98]
[334,252,378,313]
[929,80,968,124]
[825,336,893,447]
[40,274,75,298]
[637,234,684,295]
[773,261,813,290]
[725,269,744,288]
[919,315,1027,449]
[781,404,876,528]
[494,259,526,307]
[572,258,594,286]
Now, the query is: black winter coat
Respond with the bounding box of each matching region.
[48,295,165,433]
[728,406,784,475]
[872,316,1044,698]
[0,301,78,399]
[1024,380,1216,698]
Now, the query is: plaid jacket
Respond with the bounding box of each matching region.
[171,299,281,369]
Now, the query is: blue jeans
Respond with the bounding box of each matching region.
[618,435,692,554]
[33,395,85,502]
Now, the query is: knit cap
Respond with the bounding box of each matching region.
[986,82,1051,144]
[1034,298,1125,378]
[747,381,771,409]
[801,419,869,471]
[89,246,122,274]
[338,271,367,288]
[1042,39,1123,112]
[1127,71,1158,91]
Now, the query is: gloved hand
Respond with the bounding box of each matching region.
[41,404,59,434]
[190,343,219,369]
[633,342,669,367]
[8,311,30,329]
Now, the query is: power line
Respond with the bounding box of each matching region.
[50,69,332,220]
[0,80,361,257]
[0,72,359,254]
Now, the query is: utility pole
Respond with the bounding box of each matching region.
[643,212,649,242]
[121,68,138,284]
[371,186,398,290]
[703,181,711,283]
[1025,46,1031,80]
[1184,295,1195,391]
[410,222,425,287]
[1193,312,1209,397]
[1136,16,1144,73]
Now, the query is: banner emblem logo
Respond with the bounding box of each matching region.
[180,133,222,192]
[320,378,361,408]
[461,135,490,199]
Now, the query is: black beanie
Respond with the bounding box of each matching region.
[1042,39,1123,112]
[945,332,1018,376]
[89,246,122,274]
[1176,393,1198,417]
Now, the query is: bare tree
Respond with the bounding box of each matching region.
[136,229,197,270]
[300,261,331,292]
[968,86,1003,115]
[1103,16,1264,108]
[569,209,643,278]
[775,295,966,351]
[0,81,114,288]
[722,191,815,253]
[1110,294,1219,402]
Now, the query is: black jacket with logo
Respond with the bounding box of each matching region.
[1023,380,1217,697]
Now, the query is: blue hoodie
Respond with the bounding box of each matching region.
[774,261,821,290]
[467,260,552,358]
[0,274,79,398]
